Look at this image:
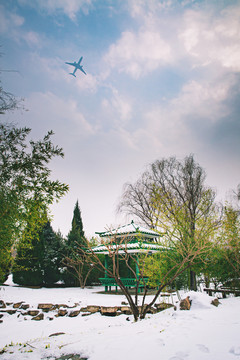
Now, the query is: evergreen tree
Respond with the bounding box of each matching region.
[41,222,62,286]
[13,227,44,286]
[68,200,86,248]
[62,201,87,286]
[13,222,62,286]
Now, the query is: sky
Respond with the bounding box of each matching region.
[1,0,240,238]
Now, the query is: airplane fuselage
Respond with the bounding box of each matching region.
[65,57,87,77]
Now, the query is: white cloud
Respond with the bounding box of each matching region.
[24,31,42,47]
[24,91,96,137]
[179,6,240,71]
[101,86,133,135]
[0,5,24,33]
[105,30,172,78]
[122,72,237,157]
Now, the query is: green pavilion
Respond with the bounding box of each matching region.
[92,220,164,292]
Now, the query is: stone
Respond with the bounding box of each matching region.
[0,319,3,324]
[56,304,69,309]
[81,312,92,317]
[20,304,29,310]
[32,313,44,321]
[100,306,119,316]
[86,305,100,313]
[120,306,132,315]
[38,303,54,311]
[121,301,128,305]
[80,307,88,312]
[0,300,6,309]
[69,310,80,317]
[154,303,174,312]
[5,309,16,315]
[13,302,23,308]
[211,298,221,307]
[28,310,40,316]
[148,307,158,314]
[180,296,191,310]
[57,309,68,317]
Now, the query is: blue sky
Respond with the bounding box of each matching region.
[1,0,240,237]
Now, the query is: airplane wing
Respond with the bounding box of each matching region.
[65,62,75,67]
[80,68,87,75]
[77,57,83,65]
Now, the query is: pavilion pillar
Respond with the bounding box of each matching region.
[136,255,139,278]
[104,254,108,292]
[136,255,141,293]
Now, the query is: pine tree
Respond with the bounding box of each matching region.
[67,200,86,248]
[62,201,87,286]
[41,222,62,286]
[13,222,62,286]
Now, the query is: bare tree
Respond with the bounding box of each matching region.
[117,172,160,229]
[81,227,216,321]
[63,251,95,289]
[118,154,219,290]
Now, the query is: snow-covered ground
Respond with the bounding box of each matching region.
[1,277,240,360]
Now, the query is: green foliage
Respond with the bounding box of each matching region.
[0,121,68,282]
[62,201,88,286]
[143,249,188,289]
[215,206,240,287]
[13,222,63,286]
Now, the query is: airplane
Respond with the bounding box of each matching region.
[65,56,87,77]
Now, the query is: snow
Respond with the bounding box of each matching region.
[1,279,240,360]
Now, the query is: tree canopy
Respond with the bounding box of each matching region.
[0,81,68,282]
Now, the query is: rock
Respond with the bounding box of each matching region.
[81,312,92,317]
[180,296,191,310]
[69,310,80,317]
[38,303,54,311]
[148,307,158,314]
[211,298,221,307]
[20,304,29,310]
[154,303,174,312]
[0,319,3,324]
[13,302,24,308]
[120,306,132,315]
[86,305,100,313]
[57,309,68,317]
[0,314,3,318]
[56,304,69,309]
[32,313,44,321]
[5,309,17,315]
[27,310,40,316]
[121,301,128,305]
[100,306,119,316]
[6,302,13,306]
[0,300,6,308]
[80,307,88,312]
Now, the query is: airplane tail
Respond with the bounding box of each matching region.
[70,73,76,77]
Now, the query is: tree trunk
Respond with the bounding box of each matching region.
[189,269,197,291]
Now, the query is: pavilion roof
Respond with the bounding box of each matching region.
[91,240,165,254]
[95,220,161,239]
